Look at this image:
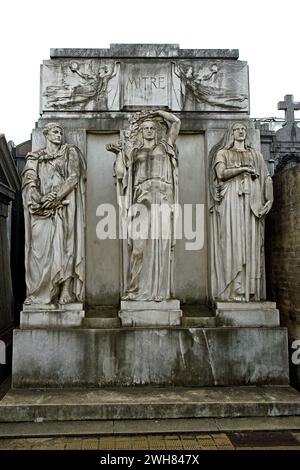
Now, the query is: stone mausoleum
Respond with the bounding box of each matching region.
[1,44,300,422]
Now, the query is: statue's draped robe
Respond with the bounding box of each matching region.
[22,144,85,303]
[116,139,178,301]
[210,147,273,301]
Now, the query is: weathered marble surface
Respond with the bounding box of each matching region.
[41,60,119,111]
[20,304,85,328]
[215,302,280,327]
[12,326,289,387]
[107,110,181,302]
[172,60,249,112]
[22,123,86,305]
[1,386,300,422]
[51,45,239,59]
[41,57,248,112]
[209,123,273,301]
[86,131,207,305]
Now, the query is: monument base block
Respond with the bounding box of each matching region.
[12,325,289,388]
[20,303,85,328]
[215,302,280,327]
[119,300,182,327]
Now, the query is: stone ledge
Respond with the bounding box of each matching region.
[2,416,300,437]
[120,300,180,310]
[119,309,182,327]
[50,45,239,60]
[23,303,83,311]
[0,386,300,422]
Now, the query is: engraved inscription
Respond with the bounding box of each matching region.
[122,63,170,108]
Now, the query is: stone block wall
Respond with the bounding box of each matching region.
[266,164,300,386]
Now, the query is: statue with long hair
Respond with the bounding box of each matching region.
[209,122,273,301]
[107,110,181,301]
[22,123,86,305]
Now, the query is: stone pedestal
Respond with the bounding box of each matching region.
[12,325,289,388]
[119,300,182,327]
[215,302,280,327]
[20,304,85,329]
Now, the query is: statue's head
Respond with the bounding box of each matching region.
[141,119,157,142]
[43,122,64,146]
[223,122,251,149]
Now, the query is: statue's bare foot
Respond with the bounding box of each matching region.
[24,296,35,305]
[59,292,73,304]
[121,292,136,301]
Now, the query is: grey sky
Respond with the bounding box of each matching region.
[1,0,299,143]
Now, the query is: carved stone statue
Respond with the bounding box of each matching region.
[22,123,86,304]
[209,122,273,301]
[107,110,181,301]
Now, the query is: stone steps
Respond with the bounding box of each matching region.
[1,386,300,422]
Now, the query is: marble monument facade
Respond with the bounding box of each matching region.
[11,45,289,388]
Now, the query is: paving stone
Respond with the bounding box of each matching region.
[99,437,116,450]
[81,438,99,450]
[195,435,218,450]
[65,438,83,450]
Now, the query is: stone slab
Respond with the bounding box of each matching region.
[0,420,114,437]
[182,317,216,328]
[82,318,120,329]
[41,57,248,113]
[216,302,277,310]
[119,310,182,327]
[22,303,83,311]
[215,416,300,432]
[20,310,85,329]
[1,386,300,422]
[50,46,239,59]
[216,310,280,327]
[120,300,180,310]
[113,418,218,434]
[1,417,300,437]
[215,302,280,327]
[12,327,289,387]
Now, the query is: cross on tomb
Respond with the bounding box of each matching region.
[278,94,300,125]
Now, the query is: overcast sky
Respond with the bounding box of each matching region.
[1,0,299,144]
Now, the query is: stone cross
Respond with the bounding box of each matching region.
[278,94,300,124]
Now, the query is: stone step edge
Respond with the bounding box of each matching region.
[1,401,300,422]
[1,416,300,437]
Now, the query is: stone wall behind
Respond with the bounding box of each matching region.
[266,164,300,386]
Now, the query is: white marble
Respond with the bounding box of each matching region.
[107,110,181,302]
[209,123,273,302]
[20,310,85,329]
[119,309,182,327]
[120,300,180,310]
[22,123,86,305]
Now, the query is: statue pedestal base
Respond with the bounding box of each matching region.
[119,300,182,327]
[20,303,85,328]
[215,301,280,327]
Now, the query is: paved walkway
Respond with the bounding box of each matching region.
[1,378,300,450]
[0,431,300,450]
